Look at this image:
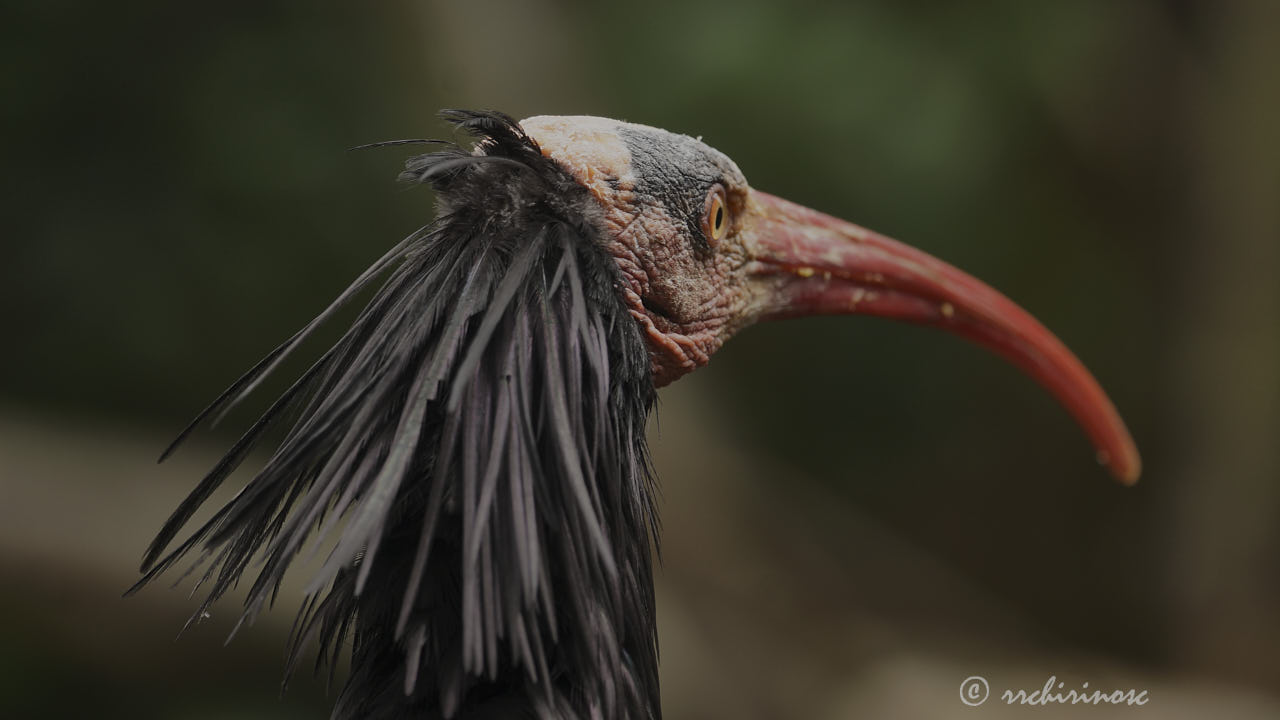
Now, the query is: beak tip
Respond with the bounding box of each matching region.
[1099,446,1142,486]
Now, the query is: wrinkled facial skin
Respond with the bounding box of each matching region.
[521,115,759,386]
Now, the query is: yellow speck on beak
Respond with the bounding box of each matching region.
[940,302,955,318]
[795,267,815,278]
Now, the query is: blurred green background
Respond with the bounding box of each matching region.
[3,1,1278,718]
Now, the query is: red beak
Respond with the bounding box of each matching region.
[746,191,1141,484]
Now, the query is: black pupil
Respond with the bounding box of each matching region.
[714,205,723,231]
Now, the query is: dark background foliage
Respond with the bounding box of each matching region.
[3,1,1277,718]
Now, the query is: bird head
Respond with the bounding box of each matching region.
[521,115,1140,484]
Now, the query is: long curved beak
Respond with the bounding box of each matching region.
[744,191,1141,484]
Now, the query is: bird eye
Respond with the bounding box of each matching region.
[702,184,729,246]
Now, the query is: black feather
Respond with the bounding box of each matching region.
[133,110,661,719]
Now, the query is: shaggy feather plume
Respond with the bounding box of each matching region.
[131,110,661,719]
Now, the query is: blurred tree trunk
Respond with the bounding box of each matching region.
[416,0,587,118]
[1169,0,1280,688]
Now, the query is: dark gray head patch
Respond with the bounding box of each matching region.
[618,126,739,252]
